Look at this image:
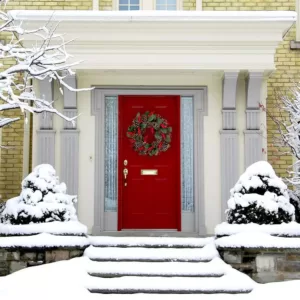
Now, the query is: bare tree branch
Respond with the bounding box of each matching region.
[0,1,92,129]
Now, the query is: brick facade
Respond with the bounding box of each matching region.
[183,0,196,10]
[202,0,294,10]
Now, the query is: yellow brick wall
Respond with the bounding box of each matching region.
[100,0,113,10]
[5,0,93,10]
[203,0,298,178]
[202,0,294,11]
[183,0,196,10]
[0,0,93,202]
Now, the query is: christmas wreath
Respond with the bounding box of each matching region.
[126,111,172,156]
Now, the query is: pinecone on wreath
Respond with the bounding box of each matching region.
[142,114,148,122]
[133,118,140,127]
[161,142,169,151]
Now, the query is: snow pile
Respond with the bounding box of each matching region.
[0,221,87,236]
[215,221,300,237]
[0,233,89,248]
[216,232,300,249]
[226,161,294,225]
[0,164,77,225]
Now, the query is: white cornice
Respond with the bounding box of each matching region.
[9,10,296,71]
[9,10,296,22]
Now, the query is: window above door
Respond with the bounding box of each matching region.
[156,0,177,10]
[119,0,140,11]
[115,0,183,10]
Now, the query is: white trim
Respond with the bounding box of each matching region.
[14,11,295,72]
[91,87,207,235]
[297,0,300,41]
[196,0,202,11]
[22,114,31,177]
[93,0,99,10]
[10,10,296,22]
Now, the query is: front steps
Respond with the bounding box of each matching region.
[84,237,254,294]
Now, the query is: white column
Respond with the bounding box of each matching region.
[60,75,80,198]
[37,79,55,166]
[220,71,239,220]
[196,0,202,10]
[244,71,263,168]
[93,0,99,10]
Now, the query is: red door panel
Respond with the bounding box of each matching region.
[118,95,181,230]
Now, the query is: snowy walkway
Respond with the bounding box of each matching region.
[84,236,254,294]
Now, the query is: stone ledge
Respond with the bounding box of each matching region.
[218,247,300,283]
[0,245,87,276]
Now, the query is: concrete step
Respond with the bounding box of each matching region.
[87,258,227,278]
[84,243,218,262]
[89,236,213,248]
[86,271,254,294]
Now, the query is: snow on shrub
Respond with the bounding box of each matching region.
[0,164,77,225]
[226,161,295,225]
[289,190,300,223]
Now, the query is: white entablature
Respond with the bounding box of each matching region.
[10,10,296,71]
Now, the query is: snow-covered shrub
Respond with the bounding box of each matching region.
[289,190,300,223]
[0,164,77,225]
[226,161,295,225]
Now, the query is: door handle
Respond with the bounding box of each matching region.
[123,168,128,186]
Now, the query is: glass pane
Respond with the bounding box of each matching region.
[130,5,140,10]
[181,96,194,212]
[119,0,128,4]
[130,0,139,4]
[166,5,176,10]
[119,5,129,10]
[156,5,165,10]
[167,0,176,4]
[157,0,166,4]
[104,96,118,212]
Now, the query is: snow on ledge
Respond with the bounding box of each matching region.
[0,233,89,248]
[216,232,300,249]
[215,222,300,237]
[9,10,296,23]
[0,221,87,236]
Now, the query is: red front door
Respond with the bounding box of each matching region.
[118,95,181,230]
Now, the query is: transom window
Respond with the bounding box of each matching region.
[156,0,177,10]
[119,0,140,10]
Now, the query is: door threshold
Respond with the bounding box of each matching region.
[93,231,200,237]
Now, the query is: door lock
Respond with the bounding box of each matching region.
[124,160,128,166]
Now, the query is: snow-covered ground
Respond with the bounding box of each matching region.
[0,232,89,248]
[0,256,299,300]
[0,221,87,236]
[215,221,300,237]
[216,231,300,248]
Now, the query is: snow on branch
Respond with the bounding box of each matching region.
[266,83,300,192]
[0,1,91,129]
